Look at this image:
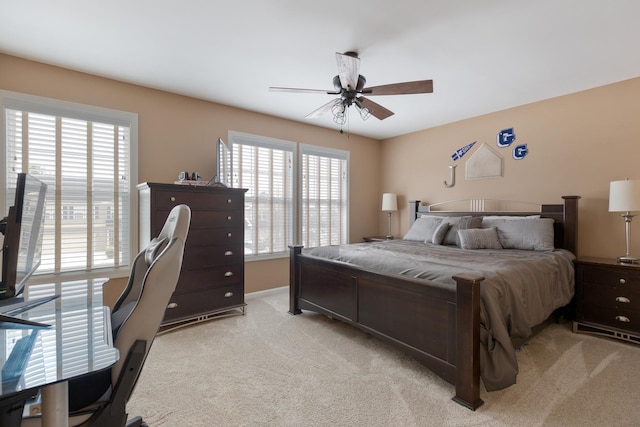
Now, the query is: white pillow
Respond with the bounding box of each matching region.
[481,217,555,251]
[458,227,503,250]
[403,217,443,242]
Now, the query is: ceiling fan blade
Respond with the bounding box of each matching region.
[365,80,433,95]
[269,86,339,95]
[305,98,341,119]
[359,97,394,120]
[336,52,360,91]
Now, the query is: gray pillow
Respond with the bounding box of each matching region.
[403,217,443,242]
[431,222,450,245]
[458,227,503,250]
[441,216,483,246]
[481,217,555,251]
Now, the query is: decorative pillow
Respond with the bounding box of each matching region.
[403,217,443,242]
[441,216,483,246]
[458,227,503,250]
[431,222,450,245]
[481,217,555,251]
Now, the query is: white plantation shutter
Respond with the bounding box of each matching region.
[1,91,137,280]
[229,132,294,256]
[301,145,348,248]
[228,132,348,257]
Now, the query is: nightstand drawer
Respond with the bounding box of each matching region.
[583,306,639,332]
[583,283,640,311]
[580,264,640,287]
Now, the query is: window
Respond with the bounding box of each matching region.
[300,145,348,248]
[1,90,138,282]
[228,131,348,258]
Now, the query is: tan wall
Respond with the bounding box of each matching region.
[380,77,640,259]
[0,54,382,294]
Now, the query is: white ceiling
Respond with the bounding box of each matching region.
[2,0,639,140]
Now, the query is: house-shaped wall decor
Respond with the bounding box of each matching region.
[465,142,503,180]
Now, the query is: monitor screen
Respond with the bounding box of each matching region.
[1,173,48,298]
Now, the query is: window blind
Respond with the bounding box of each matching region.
[229,133,294,256]
[2,91,137,280]
[228,131,349,257]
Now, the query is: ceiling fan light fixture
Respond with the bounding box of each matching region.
[354,99,371,121]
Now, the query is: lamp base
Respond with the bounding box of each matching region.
[617,255,639,264]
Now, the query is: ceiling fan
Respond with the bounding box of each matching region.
[269,51,433,125]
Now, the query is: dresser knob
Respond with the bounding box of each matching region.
[224,271,233,277]
[170,196,176,202]
[227,199,232,203]
[224,292,234,298]
[227,232,232,237]
[615,315,631,323]
[227,216,232,221]
[224,251,233,256]
[616,296,631,304]
[167,302,178,309]
[619,278,626,284]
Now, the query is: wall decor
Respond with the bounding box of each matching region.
[497,128,516,148]
[465,143,503,179]
[444,165,457,188]
[513,143,528,160]
[451,141,476,160]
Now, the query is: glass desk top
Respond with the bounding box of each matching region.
[0,278,119,399]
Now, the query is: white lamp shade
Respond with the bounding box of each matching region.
[609,179,640,212]
[381,193,398,212]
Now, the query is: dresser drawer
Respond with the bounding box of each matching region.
[153,189,244,211]
[176,264,243,293]
[163,283,244,323]
[182,243,244,269]
[186,227,243,247]
[154,209,243,231]
[579,264,640,287]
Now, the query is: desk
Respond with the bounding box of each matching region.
[0,278,119,427]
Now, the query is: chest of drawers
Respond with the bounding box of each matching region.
[574,257,640,344]
[138,182,247,328]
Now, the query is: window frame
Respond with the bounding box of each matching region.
[228,131,349,261]
[0,90,139,283]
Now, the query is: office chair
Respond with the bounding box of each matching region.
[22,204,191,427]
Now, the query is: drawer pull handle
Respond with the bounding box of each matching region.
[224,250,233,256]
[619,278,626,284]
[170,196,176,202]
[224,271,233,277]
[227,232,232,238]
[616,296,631,304]
[615,315,631,323]
[167,302,178,309]
[227,216,232,221]
[224,292,234,298]
[227,199,232,204]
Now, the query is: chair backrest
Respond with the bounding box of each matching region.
[109,204,191,384]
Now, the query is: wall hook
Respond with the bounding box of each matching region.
[444,165,457,188]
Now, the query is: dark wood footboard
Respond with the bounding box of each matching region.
[289,245,485,410]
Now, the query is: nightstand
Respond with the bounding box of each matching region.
[362,236,395,242]
[573,257,640,344]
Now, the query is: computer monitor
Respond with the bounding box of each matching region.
[0,173,48,299]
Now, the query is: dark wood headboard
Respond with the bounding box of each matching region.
[408,196,580,255]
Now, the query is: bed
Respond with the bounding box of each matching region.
[288,196,579,410]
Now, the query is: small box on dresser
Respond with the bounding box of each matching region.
[574,256,640,344]
[138,182,247,328]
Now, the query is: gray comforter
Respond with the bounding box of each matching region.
[305,240,575,391]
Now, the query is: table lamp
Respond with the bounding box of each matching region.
[609,179,640,263]
[381,193,398,239]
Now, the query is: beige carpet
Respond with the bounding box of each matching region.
[128,287,640,426]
